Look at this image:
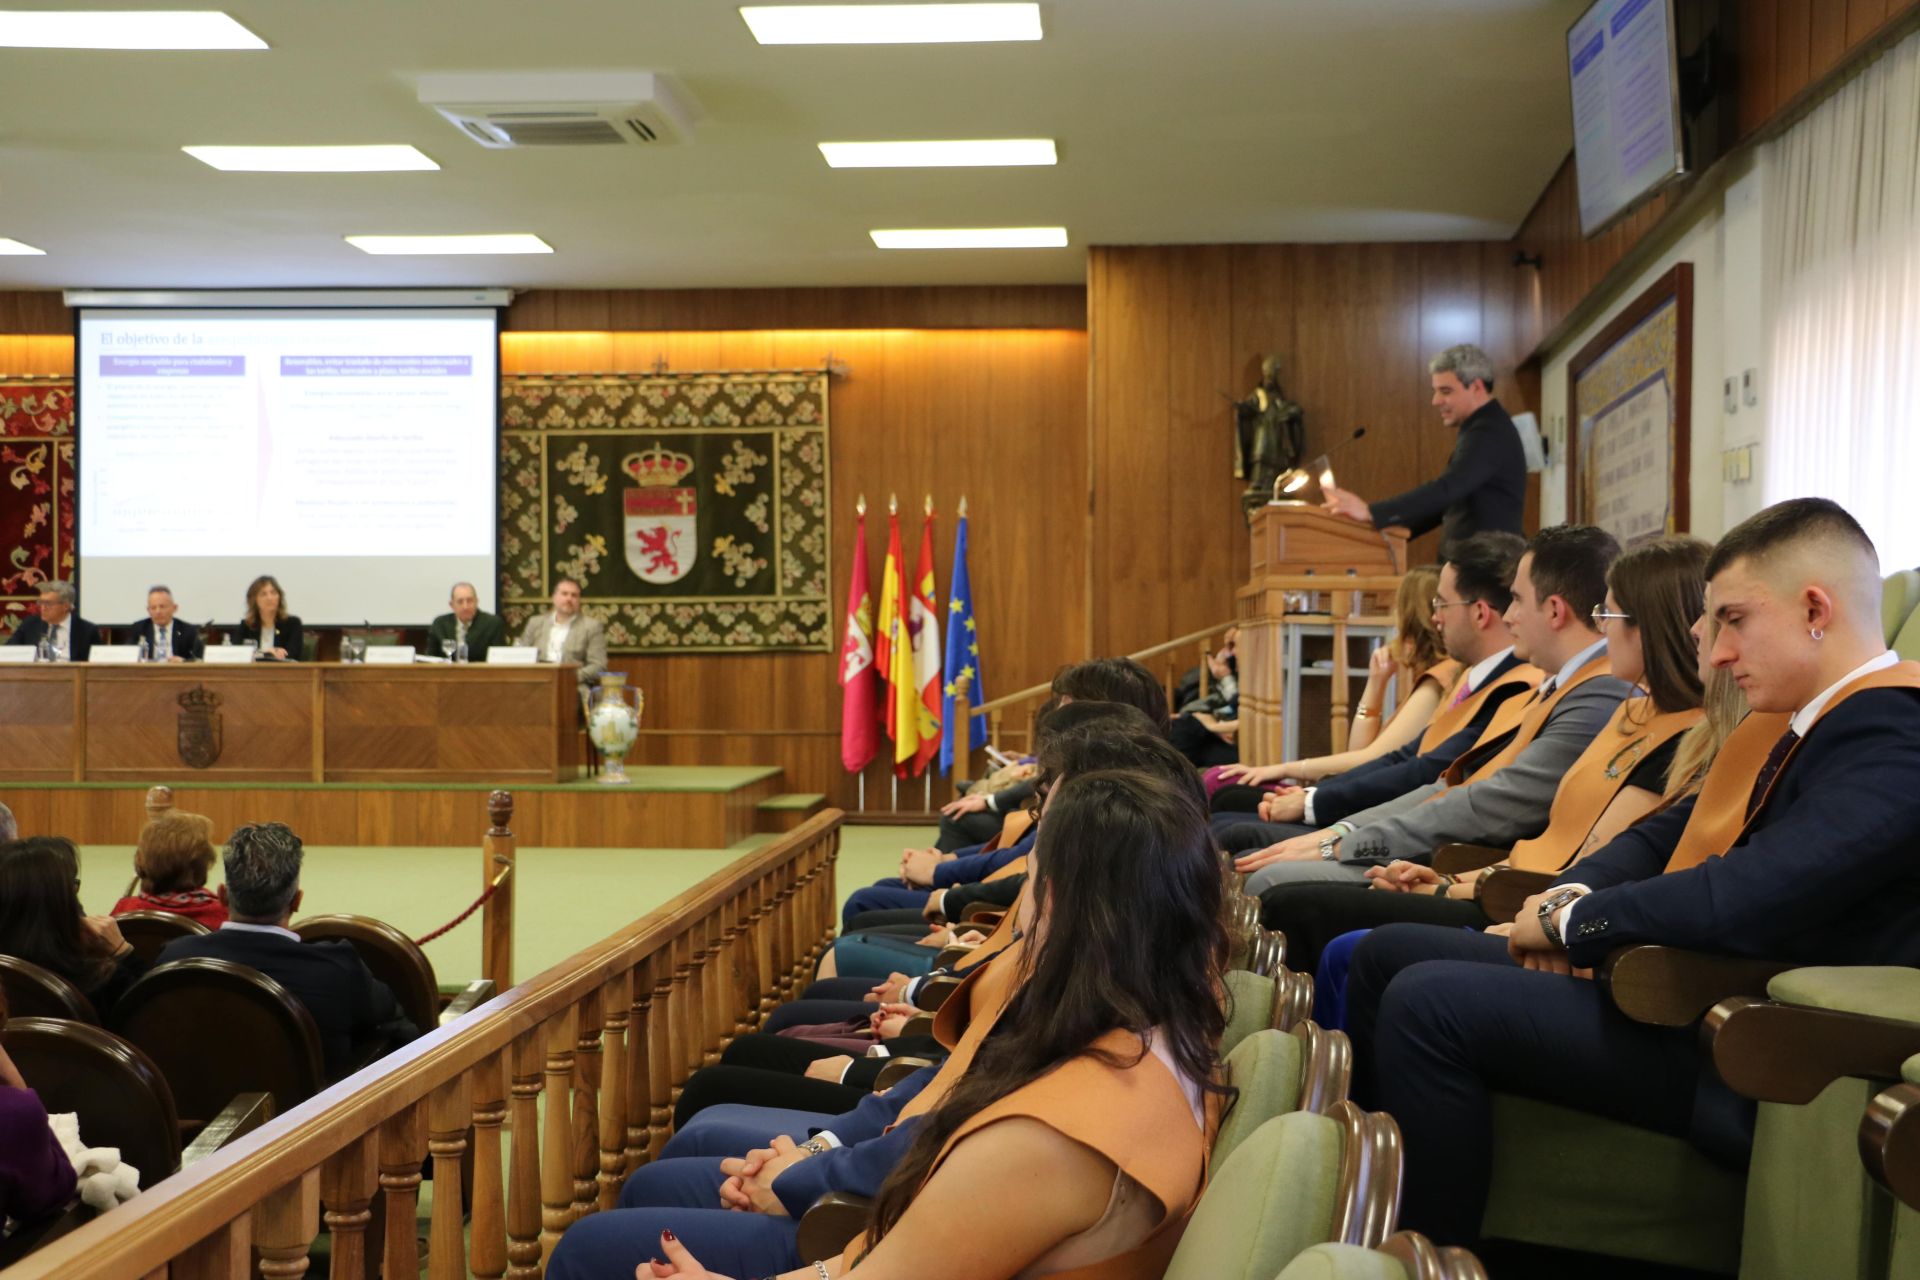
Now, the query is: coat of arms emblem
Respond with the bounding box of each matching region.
[177,685,223,768]
[623,444,698,585]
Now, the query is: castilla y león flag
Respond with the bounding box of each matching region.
[838,508,879,772]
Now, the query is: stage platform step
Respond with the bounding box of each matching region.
[755,792,827,833]
[2,765,788,851]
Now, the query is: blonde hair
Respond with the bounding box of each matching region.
[1664,611,1750,799]
[135,811,218,895]
[1393,565,1446,680]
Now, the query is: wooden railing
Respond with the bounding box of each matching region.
[8,808,842,1280]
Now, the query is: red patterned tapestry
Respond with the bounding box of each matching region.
[0,377,75,641]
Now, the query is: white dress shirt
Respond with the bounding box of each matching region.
[545,616,573,663]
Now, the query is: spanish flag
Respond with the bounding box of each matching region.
[875,508,908,750]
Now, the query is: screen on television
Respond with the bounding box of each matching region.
[1568,0,1685,237]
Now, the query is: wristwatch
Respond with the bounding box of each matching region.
[1317,834,1341,861]
[800,1137,831,1156]
[1536,887,1584,949]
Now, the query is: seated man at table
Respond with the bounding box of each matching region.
[427,581,504,662]
[517,576,607,685]
[125,585,203,662]
[157,822,421,1079]
[6,580,98,661]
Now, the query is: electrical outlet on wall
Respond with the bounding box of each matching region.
[1742,368,1759,407]
[1724,376,1738,415]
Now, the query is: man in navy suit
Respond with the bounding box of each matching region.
[156,822,420,1080]
[124,585,203,662]
[1345,497,1920,1246]
[6,580,98,661]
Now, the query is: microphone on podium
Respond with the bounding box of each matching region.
[1275,427,1367,497]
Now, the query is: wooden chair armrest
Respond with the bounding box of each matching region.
[932,944,973,969]
[874,1056,937,1090]
[1379,1230,1490,1280]
[440,978,496,1024]
[796,1191,874,1263]
[1703,996,1920,1104]
[959,905,1004,926]
[1431,843,1511,875]
[914,974,963,1012]
[1270,967,1313,1033]
[901,1013,935,1038]
[1474,868,1553,926]
[181,1092,275,1166]
[1862,1079,1920,1212]
[1598,944,1798,1028]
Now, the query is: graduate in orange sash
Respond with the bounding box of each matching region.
[1347,498,1920,1247]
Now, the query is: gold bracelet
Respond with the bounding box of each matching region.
[1354,705,1380,719]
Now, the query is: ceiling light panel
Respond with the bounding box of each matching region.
[870,226,1068,249]
[820,139,1056,168]
[346,234,553,256]
[0,10,266,49]
[185,145,438,173]
[741,4,1041,44]
[0,238,46,255]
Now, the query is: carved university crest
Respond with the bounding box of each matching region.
[177,685,223,769]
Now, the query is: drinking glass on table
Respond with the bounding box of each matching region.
[442,639,457,660]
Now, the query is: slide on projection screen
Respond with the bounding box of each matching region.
[77,307,498,628]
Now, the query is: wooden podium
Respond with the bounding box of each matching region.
[1235,505,1408,766]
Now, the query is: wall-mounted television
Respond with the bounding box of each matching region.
[1567,0,1686,237]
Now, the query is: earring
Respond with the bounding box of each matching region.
[1810,628,1825,640]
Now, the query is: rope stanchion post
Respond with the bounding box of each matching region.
[483,790,516,989]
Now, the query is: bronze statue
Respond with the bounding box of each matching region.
[1233,356,1305,522]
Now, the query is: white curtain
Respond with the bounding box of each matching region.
[1762,26,1920,570]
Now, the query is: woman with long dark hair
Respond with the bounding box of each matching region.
[552,768,1233,1280]
[0,837,146,1015]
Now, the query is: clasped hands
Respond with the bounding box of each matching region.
[899,846,951,888]
[717,1134,811,1216]
[1493,889,1592,979]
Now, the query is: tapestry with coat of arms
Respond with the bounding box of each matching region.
[0,377,75,642]
[499,372,832,652]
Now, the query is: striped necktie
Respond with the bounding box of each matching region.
[1747,729,1800,818]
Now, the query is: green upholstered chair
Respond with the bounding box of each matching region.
[1883,570,1920,647]
[1163,1101,1402,1280]
[1214,1023,1355,1168]
[1862,1053,1920,1277]
[1894,603,1920,663]
[1224,968,1278,1056]
[1275,1233,1489,1280]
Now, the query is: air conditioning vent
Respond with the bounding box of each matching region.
[418,71,698,149]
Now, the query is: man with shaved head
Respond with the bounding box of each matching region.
[427,581,504,662]
[1343,497,1920,1248]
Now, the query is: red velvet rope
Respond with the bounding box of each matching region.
[414,875,505,946]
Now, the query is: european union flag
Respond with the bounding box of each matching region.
[940,509,987,772]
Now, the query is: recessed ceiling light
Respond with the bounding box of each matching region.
[740,3,1041,44]
[870,226,1068,249]
[820,139,1056,168]
[0,10,266,49]
[346,234,553,256]
[0,238,46,255]
[185,145,439,173]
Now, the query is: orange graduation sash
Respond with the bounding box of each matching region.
[896,935,1027,1123]
[1443,652,1616,787]
[1507,697,1702,872]
[1664,660,1920,873]
[1417,658,1543,754]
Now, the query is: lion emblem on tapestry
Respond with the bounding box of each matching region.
[499,372,832,652]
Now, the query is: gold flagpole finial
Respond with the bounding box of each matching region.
[856,493,866,516]
[958,495,969,518]
[888,492,898,515]
[924,493,934,517]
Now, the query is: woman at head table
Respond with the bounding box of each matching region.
[232,574,304,661]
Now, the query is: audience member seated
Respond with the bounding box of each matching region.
[1167,627,1240,768]
[1209,533,1535,832]
[5,580,98,662]
[546,763,1229,1280]
[124,585,203,662]
[1228,525,1632,897]
[1263,536,1711,973]
[1212,565,1447,803]
[931,697,1055,853]
[0,988,78,1225]
[230,575,303,661]
[111,812,228,928]
[155,823,421,1079]
[1347,497,1920,1248]
[0,837,145,1017]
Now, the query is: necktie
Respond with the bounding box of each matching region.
[1449,679,1473,708]
[457,620,468,645]
[1746,729,1800,818]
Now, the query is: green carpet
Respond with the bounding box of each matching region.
[77,822,934,987]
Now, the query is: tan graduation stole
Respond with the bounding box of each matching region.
[985,853,1028,882]
[1417,659,1542,754]
[895,935,1028,1124]
[1443,652,1616,787]
[1663,660,1920,873]
[1507,697,1703,873]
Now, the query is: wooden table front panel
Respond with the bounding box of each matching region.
[0,669,80,781]
[84,667,317,782]
[323,667,569,782]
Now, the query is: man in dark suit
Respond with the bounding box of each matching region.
[1319,343,1528,558]
[6,580,98,661]
[124,585,203,661]
[156,822,420,1080]
[426,581,505,662]
[1345,497,1920,1247]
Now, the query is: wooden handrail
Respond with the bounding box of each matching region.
[8,806,843,1280]
[971,620,1238,718]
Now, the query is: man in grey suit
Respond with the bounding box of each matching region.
[1233,525,1632,894]
[516,576,608,685]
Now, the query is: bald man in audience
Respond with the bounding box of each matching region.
[1346,497,1920,1247]
[427,581,504,662]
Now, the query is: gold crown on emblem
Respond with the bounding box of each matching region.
[624,445,695,488]
[178,685,220,711]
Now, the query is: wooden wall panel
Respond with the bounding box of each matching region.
[506,285,1083,332]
